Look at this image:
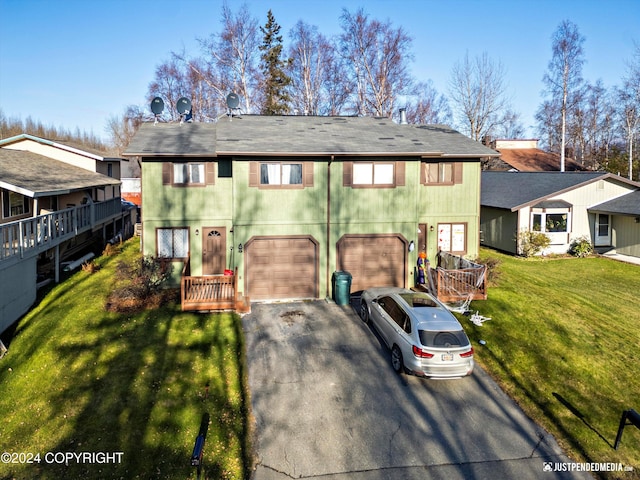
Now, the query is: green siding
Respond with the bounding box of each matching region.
[141,157,482,295]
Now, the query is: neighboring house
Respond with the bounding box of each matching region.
[124,116,499,305]
[588,190,640,258]
[482,138,587,172]
[480,171,640,256]
[0,136,133,334]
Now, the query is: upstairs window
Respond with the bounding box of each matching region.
[353,162,394,185]
[249,161,314,188]
[162,162,215,186]
[260,163,303,185]
[421,162,463,185]
[174,163,205,184]
[343,161,405,188]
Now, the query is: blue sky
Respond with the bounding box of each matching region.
[0,0,638,141]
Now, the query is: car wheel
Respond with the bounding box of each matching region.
[391,345,404,374]
[360,302,369,323]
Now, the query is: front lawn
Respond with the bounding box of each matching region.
[0,239,251,479]
[467,249,639,478]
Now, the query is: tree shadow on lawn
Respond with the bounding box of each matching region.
[6,306,248,480]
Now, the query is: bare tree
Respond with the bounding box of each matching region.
[448,51,510,141]
[496,109,526,139]
[197,3,261,114]
[541,20,585,171]
[339,8,414,117]
[404,80,451,125]
[617,44,640,180]
[287,21,337,115]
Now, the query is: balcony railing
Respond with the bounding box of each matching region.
[0,198,122,263]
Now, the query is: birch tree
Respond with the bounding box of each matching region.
[339,8,413,117]
[541,20,585,171]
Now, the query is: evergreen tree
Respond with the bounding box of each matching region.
[259,10,291,115]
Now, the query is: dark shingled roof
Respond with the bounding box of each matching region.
[123,116,499,159]
[589,190,640,216]
[0,149,120,197]
[481,171,611,211]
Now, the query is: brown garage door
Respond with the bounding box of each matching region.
[337,234,407,292]
[246,236,319,300]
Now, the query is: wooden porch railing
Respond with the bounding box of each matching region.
[181,257,239,311]
[430,251,487,302]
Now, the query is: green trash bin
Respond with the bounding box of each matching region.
[332,271,352,305]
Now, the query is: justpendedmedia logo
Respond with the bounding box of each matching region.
[543,462,633,473]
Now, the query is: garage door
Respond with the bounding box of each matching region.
[337,234,407,292]
[246,236,319,300]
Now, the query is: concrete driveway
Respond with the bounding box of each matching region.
[242,299,591,479]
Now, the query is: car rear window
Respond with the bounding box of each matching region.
[419,330,469,348]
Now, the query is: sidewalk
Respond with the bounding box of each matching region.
[599,252,640,266]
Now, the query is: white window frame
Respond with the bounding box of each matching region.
[173,163,205,185]
[260,162,303,186]
[157,227,189,259]
[352,162,395,186]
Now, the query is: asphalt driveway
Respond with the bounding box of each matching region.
[242,299,591,479]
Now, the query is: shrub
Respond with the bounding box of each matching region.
[518,229,551,258]
[568,236,593,257]
[106,255,174,313]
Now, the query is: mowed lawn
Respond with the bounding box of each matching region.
[0,239,251,480]
[467,249,639,478]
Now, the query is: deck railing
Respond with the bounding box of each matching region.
[432,251,487,302]
[181,257,238,311]
[0,198,122,263]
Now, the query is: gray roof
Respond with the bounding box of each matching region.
[481,171,629,211]
[123,116,499,159]
[589,190,640,216]
[123,123,217,157]
[0,148,120,197]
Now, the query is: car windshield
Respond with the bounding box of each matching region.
[419,330,469,348]
[399,292,438,308]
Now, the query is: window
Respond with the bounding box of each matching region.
[421,162,463,185]
[157,228,189,259]
[162,162,214,186]
[531,212,569,233]
[107,163,113,177]
[437,223,467,254]
[174,163,205,184]
[2,191,30,218]
[342,161,404,188]
[249,161,313,188]
[260,163,303,185]
[353,163,394,185]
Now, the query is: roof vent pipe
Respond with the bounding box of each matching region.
[399,108,408,125]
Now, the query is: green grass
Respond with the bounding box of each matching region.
[0,239,251,480]
[465,249,640,479]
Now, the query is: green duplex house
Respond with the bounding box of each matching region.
[124,115,498,304]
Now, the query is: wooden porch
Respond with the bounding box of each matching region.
[180,258,250,312]
[420,251,487,303]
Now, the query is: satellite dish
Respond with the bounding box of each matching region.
[226,92,240,109]
[151,97,164,115]
[176,97,192,115]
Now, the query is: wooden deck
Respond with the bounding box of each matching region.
[425,251,487,303]
[180,260,249,312]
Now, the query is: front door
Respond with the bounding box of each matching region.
[202,227,226,275]
[594,214,611,247]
